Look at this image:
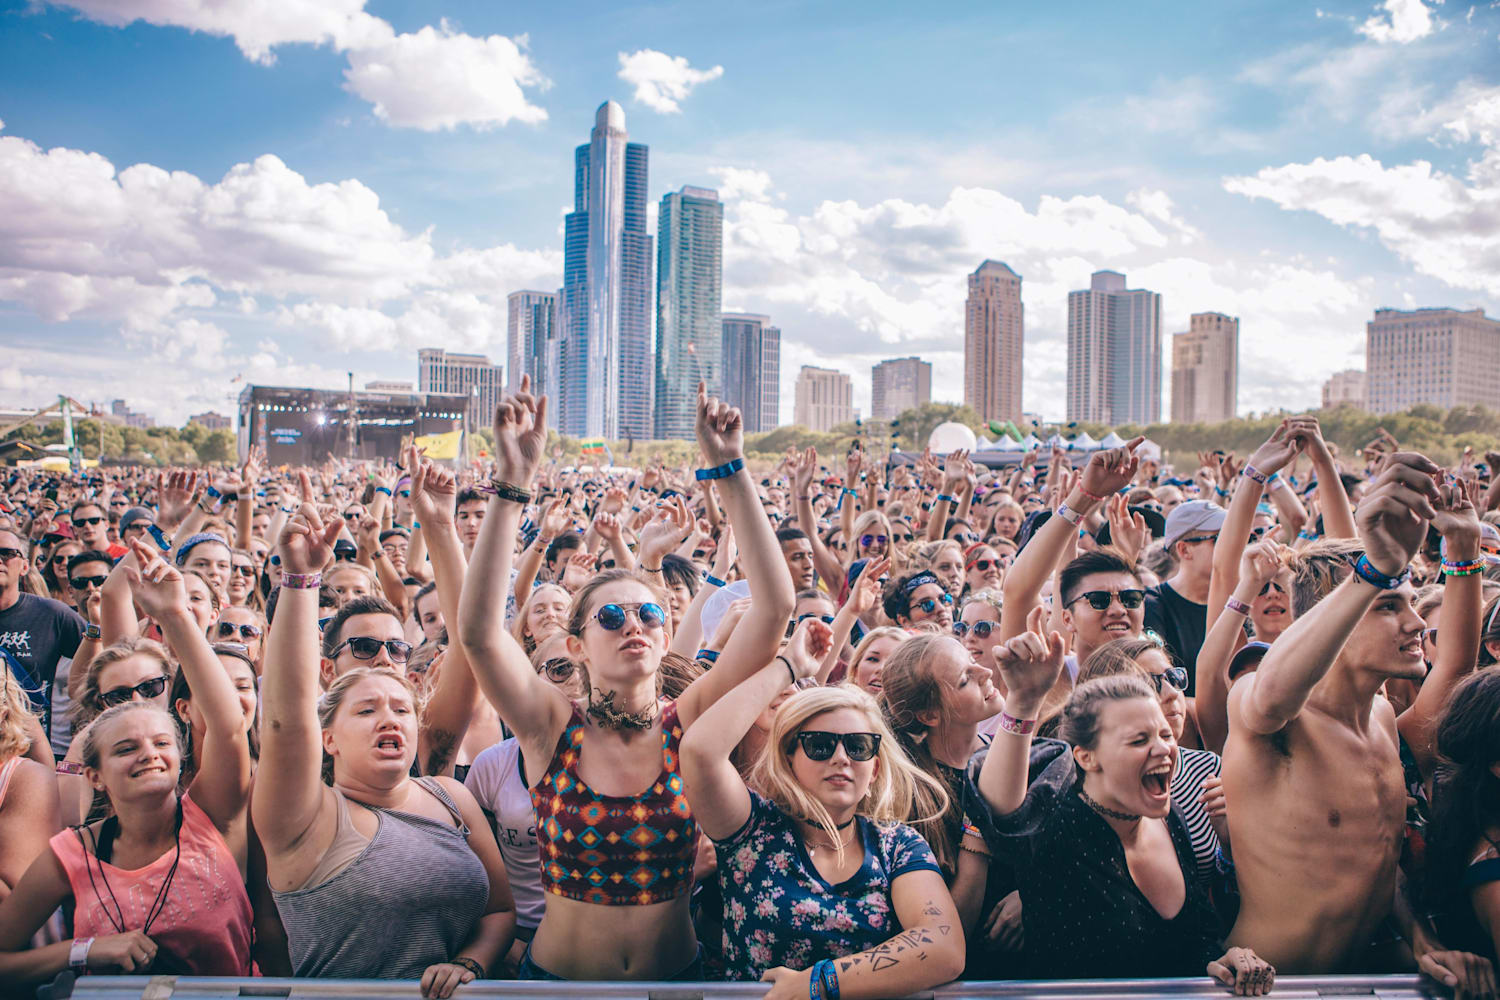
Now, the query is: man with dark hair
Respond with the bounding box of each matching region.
[454,486,487,556]
[1144,499,1225,689]
[544,533,584,580]
[1057,549,1147,675]
[70,500,126,560]
[775,527,816,591]
[0,527,84,755]
[318,593,409,683]
[379,527,410,577]
[882,570,954,629]
[64,549,112,617]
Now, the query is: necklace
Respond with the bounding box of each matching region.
[1078,786,1141,823]
[75,796,184,937]
[586,688,659,731]
[803,815,857,852]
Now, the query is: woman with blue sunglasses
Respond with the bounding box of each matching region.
[458,378,795,982]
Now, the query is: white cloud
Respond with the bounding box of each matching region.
[617,49,724,114]
[1224,82,1500,296]
[48,1,547,129]
[1357,0,1443,43]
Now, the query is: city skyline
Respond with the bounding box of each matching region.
[1,1,1497,426]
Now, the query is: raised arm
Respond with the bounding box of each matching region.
[455,378,570,747]
[1305,422,1356,539]
[1000,439,1141,643]
[926,450,968,542]
[675,384,797,729]
[1231,453,1438,736]
[976,626,1068,816]
[1207,421,1297,619]
[407,453,483,777]
[1398,483,1483,773]
[125,538,251,830]
[512,499,565,610]
[1196,540,1281,754]
[793,448,843,588]
[681,619,830,839]
[669,526,734,659]
[819,557,888,683]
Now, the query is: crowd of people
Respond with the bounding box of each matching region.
[0,378,1498,999]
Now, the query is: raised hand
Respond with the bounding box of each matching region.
[1355,452,1441,576]
[1431,480,1481,552]
[783,617,835,679]
[942,449,970,492]
[492,374,547,490]
[279,472,343,576]
[157,469,200,531]
[408,454,457,529]
[593,510,622,542]
[1238,539,1284,591]
[537,498,571,540]
[1078,437,1144,501]
[600,486,629,515]
[847,556,891,616]
[1217,453,1242,493]
[695,381,744,467]
[355,515,381,555]
[711,525,737,579]
[122,538,189,623]
[992,626,1067,716]
[638,495,694,565]
[792,446,817,496]
[1105,494,1150,563]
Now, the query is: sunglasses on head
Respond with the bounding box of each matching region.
[796,730,881,762]
[72,516,105,527]
[861,534,887,548]
[100,675,168,707]
[330,636,412,663]
[1146,666,1190,694]
[539,657,577,682]
[590,602,666,632]
[70,575,108,590]
[915,593,955,614]
[952,620,996,639]
[1070,589,1146,611]
[215,621,263,640]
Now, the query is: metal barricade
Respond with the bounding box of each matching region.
[50,975,1446,1000]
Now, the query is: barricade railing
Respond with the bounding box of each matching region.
[45,974,1446,1000]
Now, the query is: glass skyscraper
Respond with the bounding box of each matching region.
[654,186,723,440]
[721,313,781,433]
[558,101,653,440]
[1066,270,1161,425]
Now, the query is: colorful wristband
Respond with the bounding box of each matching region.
[695,458,745,481]
[203,485,222,500]
[1225,597,1252,616]
[1054,501,1082,526]
[936,493,956,505]
[280,572,322,590]
[697,648,719,663]
[819,958,841,1000]
[375,486,393,497]
[703,573,727,588]
[69,936,94,972]
[56,760,85,776]
[1350,553,1410,590]
[1442,559,1485,577]
[996,712,1036,735]
[1242,465,1268,485]
[83,623,102,640]
[146,523,172,553]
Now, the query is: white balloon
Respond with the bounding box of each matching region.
[927,421,978,453]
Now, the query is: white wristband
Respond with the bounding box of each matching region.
[69,936,94,971]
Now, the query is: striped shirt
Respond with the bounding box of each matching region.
[1172,747,1222,880]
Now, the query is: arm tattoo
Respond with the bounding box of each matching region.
[424,728,459,776]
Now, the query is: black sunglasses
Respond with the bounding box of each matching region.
[969,558,998,572]
[860,534,887,547]
[952,620,996,639]
[333,550,357,562]
[232,564,256,577]
[72,516,105,527]
[330,636,413,663]
[787,612,836,638]
[1070,589,1146,611]
[70,575,108,590]
[591,602,665,632]
[914,593,955,614]
[100,675,168,707]
[796,730,882,762]
[215,621,263,640]
[539,657,576,682]
[1147,666,1190,694]
[0,547,25,562]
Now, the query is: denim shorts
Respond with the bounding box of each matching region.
[517,943,704,981]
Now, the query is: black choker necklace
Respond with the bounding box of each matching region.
[830,816,855,831]
[1079,787,1141,823]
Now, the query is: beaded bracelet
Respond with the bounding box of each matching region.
[695,457,745,481]
[281,572,322,590]
[1442,558,1485,577]
[1242,465,1268,485]
[486,480,533,504]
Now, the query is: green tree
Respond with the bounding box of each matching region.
[197,430,236,464]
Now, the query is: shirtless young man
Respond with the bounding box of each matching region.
[1222,453,1486,983]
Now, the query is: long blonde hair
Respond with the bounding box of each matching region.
[0,668,36,762]
[74,637,174,728]
[749,684,948,865]
[511,583,570,653]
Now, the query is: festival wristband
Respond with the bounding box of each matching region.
[1268,473,1287,491]
[819,958,841,1000]
[695,458,745,481]
[375,486,392,497]
[697,648,719,663]
[936,493,956,505]
[1241,465,1268,485]
[1054,501,1082,526]
[486,480,533,504]
[841,487,856,497]
[83,623,102,641]
[203,485,222,500]
[280,572,322,590]
[450,956,484,979]
[996,711,1036,735]
[1224,596,1252,616]
[146,524,172,553]
[1349,553,1411,590]
[57,760,85,776]
[1214,486,1230,499]
[69,936,94,972]
[703,573,727,588]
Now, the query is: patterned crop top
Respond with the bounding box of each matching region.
[530,699,698,906]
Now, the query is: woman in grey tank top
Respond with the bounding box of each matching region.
[253,493,517,999]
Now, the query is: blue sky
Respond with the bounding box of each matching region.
[1,0,1497,427]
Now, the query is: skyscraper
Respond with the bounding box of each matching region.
[1366,308,1500,414]
[721,313,781,433]
[1321,369,1366,410]
[654,186,723,439]
[558,101,653,440]
[1067,270,1162,425]
[871,357,932,422]
[964,261,1024,425]
[417,348,503,430]
[1170,312,1238,424]
[506,291,558,426]
[794,366,853,432]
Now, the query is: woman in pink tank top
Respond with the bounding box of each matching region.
[0,539,255,982]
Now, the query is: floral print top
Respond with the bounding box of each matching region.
[713,790,941,981]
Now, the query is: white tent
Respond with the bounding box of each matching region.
[1098,431,1126,448]
[1071,432,1098,449]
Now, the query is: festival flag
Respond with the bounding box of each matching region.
[412,428,463,461]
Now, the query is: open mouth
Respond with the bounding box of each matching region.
[375,735,404,755]
[1142,763,1172,797]
[1262,606,1286,617]
[131,764,168,778]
